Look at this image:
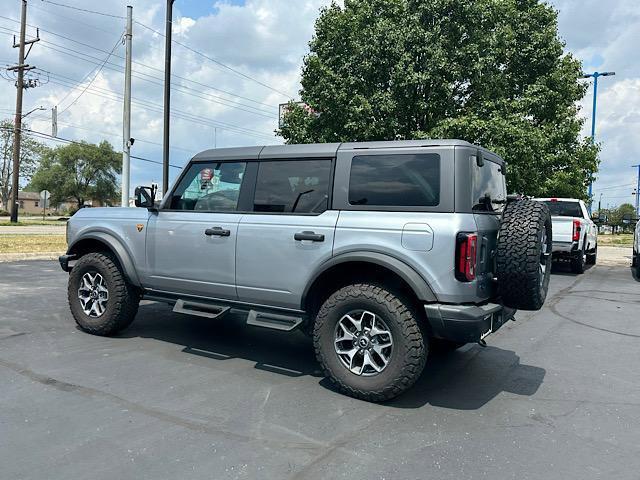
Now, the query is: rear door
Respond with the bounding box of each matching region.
[146,159,251,299]
[235,149,338,310]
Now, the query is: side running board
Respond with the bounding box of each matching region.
[172,299,230,319]
[246,310,303,332]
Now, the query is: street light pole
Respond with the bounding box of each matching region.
[162,0,175,197]
[581,71,615,214]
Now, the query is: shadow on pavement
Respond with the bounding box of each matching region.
[550,260,594,276]
[121,303,545,410]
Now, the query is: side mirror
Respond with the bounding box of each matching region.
[134,186,155,209]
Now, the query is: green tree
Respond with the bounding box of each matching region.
[30,140,121,208]
[608,203,637,233]
[0,119,48,209]
[280,0,599,199]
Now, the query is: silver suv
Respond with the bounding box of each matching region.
[60,140,552,401]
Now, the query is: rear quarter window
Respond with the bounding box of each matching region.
[471,160,506,213]
[348,153,440,207]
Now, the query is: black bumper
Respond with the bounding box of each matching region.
[424,302,516,344]
[58,254,76,272]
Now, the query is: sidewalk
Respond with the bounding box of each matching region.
[0,225,66,235]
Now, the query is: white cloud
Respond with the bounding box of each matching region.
[0,0,638,206]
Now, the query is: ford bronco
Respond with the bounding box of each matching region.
[60,140,552,401]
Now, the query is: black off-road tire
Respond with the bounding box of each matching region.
[313,284,426,402]
[496,200,552,311]
[571,248,586,274]
[586,245,597,265]
[68,252,140,336]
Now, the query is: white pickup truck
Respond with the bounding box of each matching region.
[533,198,597,274]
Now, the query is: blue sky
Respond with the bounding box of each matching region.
[0,0,638,207]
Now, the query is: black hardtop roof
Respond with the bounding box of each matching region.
[191,139,503,164]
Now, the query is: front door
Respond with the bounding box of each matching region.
[236,158,337,310]
[146,160,248,300]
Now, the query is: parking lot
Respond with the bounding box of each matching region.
[1,258,639,479]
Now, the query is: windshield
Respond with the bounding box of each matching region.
[543,201,583,218]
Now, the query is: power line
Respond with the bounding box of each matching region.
[57,32,124,116]
[133,20,295,99]
[0,125,184,169]
[39,0,125,20]
[39,74,277,140]
[0,19,280,114]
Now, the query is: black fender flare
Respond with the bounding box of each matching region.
[67,231,141,287]
[301,251,438,308]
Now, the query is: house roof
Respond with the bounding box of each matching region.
[18,191,41,200]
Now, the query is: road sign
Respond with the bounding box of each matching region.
[39,190,50,219]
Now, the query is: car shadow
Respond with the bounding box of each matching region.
[551,260,594,276]
[119,302,545,410]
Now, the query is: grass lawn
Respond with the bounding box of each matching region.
[0,234,67,253]
[598,234,634,247]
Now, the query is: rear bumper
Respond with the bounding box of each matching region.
[552,241,580,258]
[424,302,516,344]
[58,254,76,272]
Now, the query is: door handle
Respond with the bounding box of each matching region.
[205,227,231,237]
[294,231,325,242]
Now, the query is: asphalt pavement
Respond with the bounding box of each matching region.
[1,260,639,479]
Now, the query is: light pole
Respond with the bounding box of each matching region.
[581,71,615,213]
[162,0,175,196]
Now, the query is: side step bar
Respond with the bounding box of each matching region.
[246,310,303,332]
[173,299,230,319]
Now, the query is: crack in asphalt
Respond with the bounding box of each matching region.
[0,356,329,453]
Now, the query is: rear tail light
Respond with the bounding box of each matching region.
[572,219,581,242]
[456,233,478,282]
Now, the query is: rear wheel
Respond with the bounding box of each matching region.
[313,283,426,402]
[68,252,140,336]
[571,248,585,274]
[495,200,552,311]
[586,245,597,265]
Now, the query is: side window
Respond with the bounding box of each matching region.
[471,160,507,213]
[349,154,440,206]
[253,159,332,213]
[169,161,246,211]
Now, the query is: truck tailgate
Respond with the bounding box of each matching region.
[551,217,575,243]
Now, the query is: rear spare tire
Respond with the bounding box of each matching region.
[496,200,552,311]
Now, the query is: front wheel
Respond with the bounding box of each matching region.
[313,284,426,402]
[68,252,140,336]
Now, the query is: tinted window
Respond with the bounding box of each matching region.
[472,160,507,213]
[253,159,332,213]
[543,201,583,218]
[349,154,440,207]
[169,161,246,211]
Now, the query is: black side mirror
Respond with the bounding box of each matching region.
[134,186,155,209]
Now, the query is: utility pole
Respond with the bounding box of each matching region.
[633,164,640,218]
[581,71,615,214]
[162,0,175,195]
[8,0,39,223]
[121,5,133,207]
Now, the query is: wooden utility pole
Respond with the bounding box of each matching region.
[8,0,39,223]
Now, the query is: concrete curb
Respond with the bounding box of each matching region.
[0,252,63,263]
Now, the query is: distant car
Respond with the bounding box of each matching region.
[633,219,640,281]
[533,198,597,274]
